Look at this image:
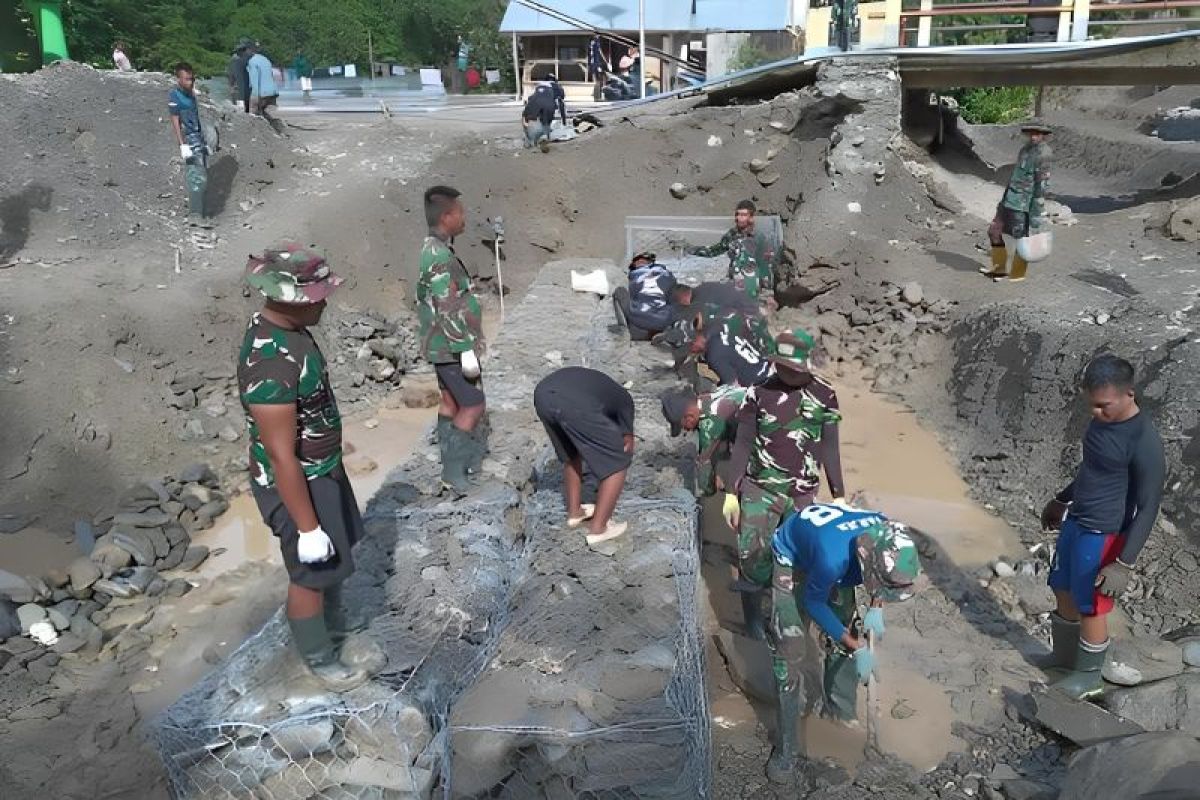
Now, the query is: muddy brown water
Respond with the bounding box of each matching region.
[705,367,1023,775]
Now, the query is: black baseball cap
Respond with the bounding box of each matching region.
[660,389,698,437]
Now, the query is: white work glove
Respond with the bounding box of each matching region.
[296,526,335,564]
[461,349,481,380]
[179,143,193,159]
[722,493,741,529]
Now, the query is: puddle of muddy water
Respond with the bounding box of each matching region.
[192,405,434,579]
[704,370,1018,775]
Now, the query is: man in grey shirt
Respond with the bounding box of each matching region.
[1039,354,1165,701]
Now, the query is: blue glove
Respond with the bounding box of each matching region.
[863,607,885,640]
[854,648,876,685]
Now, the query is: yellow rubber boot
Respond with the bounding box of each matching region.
[981,246,1008,278]
[1009,254,1029,282]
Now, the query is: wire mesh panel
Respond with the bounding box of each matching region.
[154,256,717,799]
[624,215,783,276]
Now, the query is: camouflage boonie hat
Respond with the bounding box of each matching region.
[856,520,922,603]
[766,328,815,370]
[1021,119,1052,135]
[246,242,343,304]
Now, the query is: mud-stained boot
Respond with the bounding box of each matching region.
[1032,612,1079,675]
[323,583,365,644]
[980,246,1008,278]
[289,613,368,693]
[433,415,452,446]
[1051,638,1109,701]
[466,421,488,478]
[740,589,767,642]
[1007,254,1029,282]
[766,686,803,784]
[439,425,471,498]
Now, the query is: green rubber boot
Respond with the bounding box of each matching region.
[1051,638,1109,701]
[740,589,767,642]
[1033,612,1079,674]
[766,685,803,784]
[288,612,368,693]
[439,424,471,498]
[467,419,488,478]
[434,415,452,445]
[323,583,365,644]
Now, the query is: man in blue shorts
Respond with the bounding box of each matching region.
[1040,354,1165,700]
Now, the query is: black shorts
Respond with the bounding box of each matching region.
[435,362,486,408]
[251,463,364,590]
[534,391,631,481]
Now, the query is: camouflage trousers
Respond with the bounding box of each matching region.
[768,558,861,721]
[736,479,811,587]
[184,152,208,216]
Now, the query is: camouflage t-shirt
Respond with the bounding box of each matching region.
[1002,141,1050,218]
[690,226,777,298]
[737,373,841,498]
[237,313,343,489]
[697,385,749,495]
[416,234,483,365]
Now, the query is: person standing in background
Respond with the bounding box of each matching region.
[246,42,280,119]
[167,63,209,222]
[112,41,133,71]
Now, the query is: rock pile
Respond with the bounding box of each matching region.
[0,463,220,658]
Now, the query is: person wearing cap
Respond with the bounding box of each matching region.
[521,76,563,152]
[613,252,676,340]
[765,501,922,783]
[686,200,777,301]
[661,384,749,497]
[417,185,487,497]
[534,367,635,546]
[233,38,254,113]
[983,120,1052,282]
[167,62,209,221]
[725,329,845,640]
[237,242,374,692]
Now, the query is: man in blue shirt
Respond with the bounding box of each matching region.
[765,501,923,783]
[167,63,208,220]
[246,43,279,119]
[612,252,676,340]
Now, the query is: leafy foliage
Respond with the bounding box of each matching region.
[57,0,512,83]
[951,86,1035,124]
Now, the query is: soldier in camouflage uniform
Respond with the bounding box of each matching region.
[765,502,923,783]
[660,384,750,497]
[984,121,1051,283]
[687,200,777,301]
[724,329,846,640]
[416,185,487,497]
[237,242,374,693]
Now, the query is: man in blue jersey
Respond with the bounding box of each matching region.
[765,501,923,783]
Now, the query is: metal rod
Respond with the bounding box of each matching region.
[639,0,646,99]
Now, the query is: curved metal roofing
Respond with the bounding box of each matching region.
[500,0,792,34]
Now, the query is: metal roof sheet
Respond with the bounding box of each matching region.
[500,0,791,34]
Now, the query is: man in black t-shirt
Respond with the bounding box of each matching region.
[1039,355,1165,701]
[534,367,635,547]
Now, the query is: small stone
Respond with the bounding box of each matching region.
[401,376,440,408]
[178,483,212,510]
[17,603,47,633]
[90,540,134,576]
[178,463,217,485]
[113,510,171,528]
[339,633,387,675]
[363,418,380,430]
[748,158,768,173]
[218,425,241,443]
[195,499,230,522]
[756,171,780,187]
[68,557,102,592]
[992,561,1016,579]
[1102,660,1144,687]
[902,282,924,306]
[1095,312,1110,325]
[847,201,862,213]
[669,182,690,199]
[1182,641,1200,667]
[178,545,211,572]
[0,570,35,604]
[165,579,192,598]
[46,606,70,631]
[51,633,86,654]
[344,455,379,476]
[171,372,205,393]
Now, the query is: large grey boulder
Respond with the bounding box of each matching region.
[1059,731,1200,800]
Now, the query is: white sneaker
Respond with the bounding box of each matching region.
[567,504,596,528]
[586,521,628,546]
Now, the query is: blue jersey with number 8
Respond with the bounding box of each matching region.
[772,503,888,639]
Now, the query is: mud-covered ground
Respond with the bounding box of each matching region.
[1,60,1199,799]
